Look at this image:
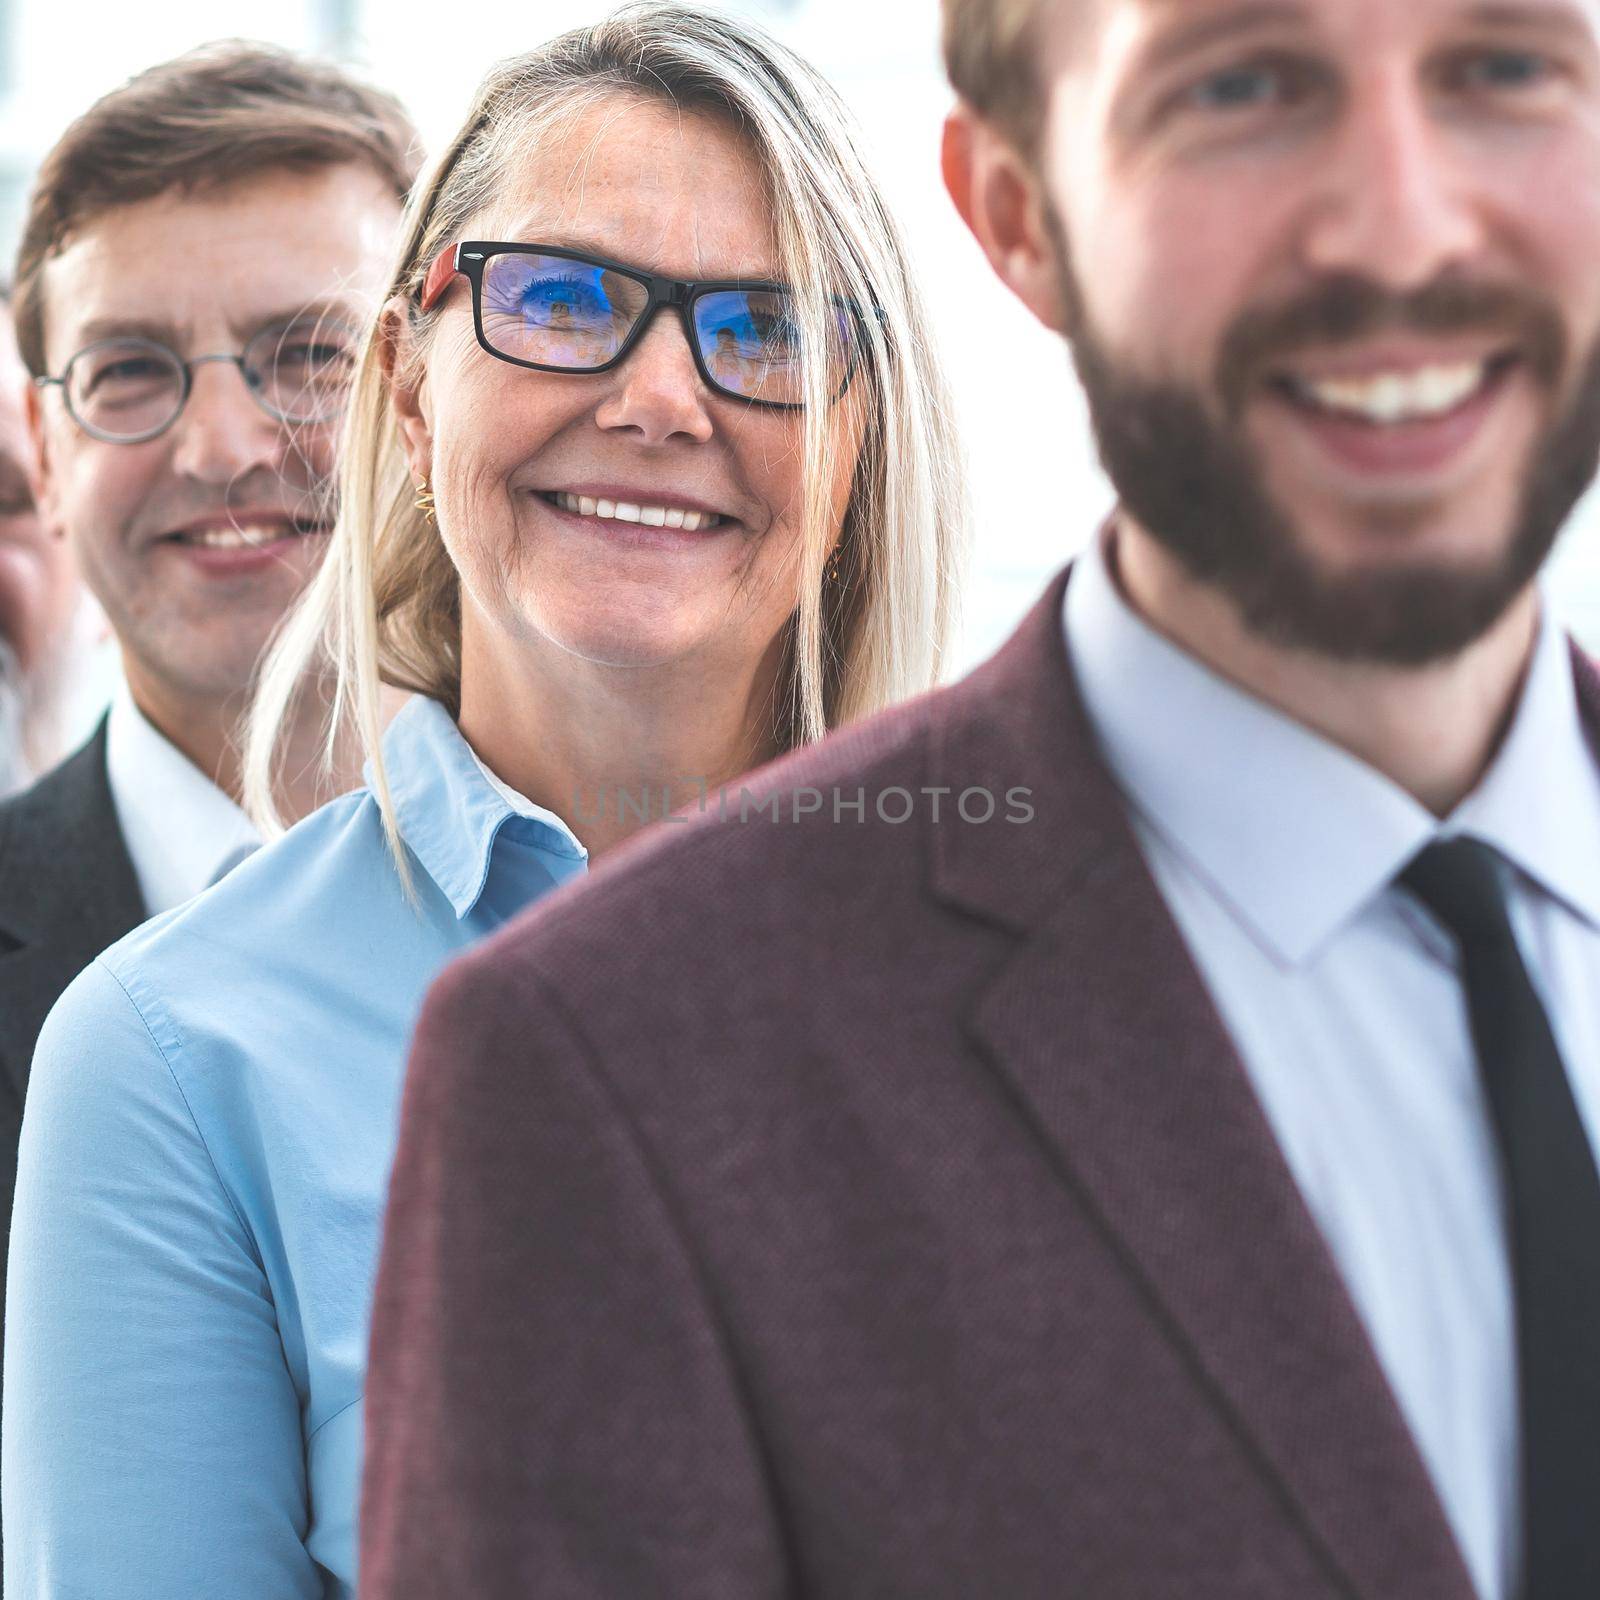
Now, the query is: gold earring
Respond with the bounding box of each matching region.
[825,544,842,585]
[413,477,436,525]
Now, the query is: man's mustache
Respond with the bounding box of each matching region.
[1215,273,1568,418]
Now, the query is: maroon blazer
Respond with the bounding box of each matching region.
[362,564,1600,1599]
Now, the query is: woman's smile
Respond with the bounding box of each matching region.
[530,482,744,552]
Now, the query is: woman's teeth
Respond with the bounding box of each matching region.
[548,491,723,531]
[1285,359,1497,425]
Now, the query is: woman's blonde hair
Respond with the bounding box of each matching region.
[244,1,968,876]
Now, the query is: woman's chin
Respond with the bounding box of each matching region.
[539,619,705,671]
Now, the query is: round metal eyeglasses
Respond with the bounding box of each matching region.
[35,319,361,444]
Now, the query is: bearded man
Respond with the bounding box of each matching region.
[361,5,1600,1597]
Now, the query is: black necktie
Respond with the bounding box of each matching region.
[1401,837,1600,1598]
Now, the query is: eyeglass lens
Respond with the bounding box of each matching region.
[63,319,359,441]
[478,252,854,406]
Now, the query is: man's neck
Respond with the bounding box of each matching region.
[123,662,355,827]
[1111,519,1542,819]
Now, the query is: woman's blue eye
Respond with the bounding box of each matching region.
[519,274,612,322]
[722,320,802,368]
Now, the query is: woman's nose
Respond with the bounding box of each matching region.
[592,311,716,446]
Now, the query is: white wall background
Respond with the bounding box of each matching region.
[0,0,1594,714]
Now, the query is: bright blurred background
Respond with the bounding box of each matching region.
[0,0,1596,745]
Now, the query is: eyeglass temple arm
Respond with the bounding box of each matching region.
[420,244,462,313]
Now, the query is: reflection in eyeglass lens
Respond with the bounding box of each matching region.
[475,252,857,406]
[692,289,853,406]
[481,253,647,369]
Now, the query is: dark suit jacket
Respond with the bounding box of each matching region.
[0,721,145,1594]
[362,565,1600,1599]
[0,721,145,1305]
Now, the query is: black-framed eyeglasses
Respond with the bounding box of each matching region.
[34,318,361,444]
[420,240,868,411]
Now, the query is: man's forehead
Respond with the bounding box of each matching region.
[1030,0,1600,103]
[38,165,398,360]
[1090,0,1599,43]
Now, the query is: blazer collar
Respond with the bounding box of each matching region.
[0,720,147,1093]
[927,562,1487,1600]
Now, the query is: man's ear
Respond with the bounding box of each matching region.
[379,296,433,483]
[942,106,1072,335]
[23,381,66,545]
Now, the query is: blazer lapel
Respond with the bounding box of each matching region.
[0,720,147,1097]
[927,564,1477,1600]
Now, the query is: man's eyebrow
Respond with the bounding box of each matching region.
[67,299,362,353]
[68,315,178,348]
[1458,1,1594,42]
[1135,0,1594,75]
[1138,1,1311,75]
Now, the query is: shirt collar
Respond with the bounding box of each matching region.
[1452,598,1600,930]
[1063,527,1600,966]
[372,695,589,920]
[104,682,261,916]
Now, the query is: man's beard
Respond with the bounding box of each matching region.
[1054,225,1600,665]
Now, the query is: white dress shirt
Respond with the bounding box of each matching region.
[1063,528,1600,1600]
[104,682,260,916]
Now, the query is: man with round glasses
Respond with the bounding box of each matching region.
[0,38,413,998]
[0,43,414,1576]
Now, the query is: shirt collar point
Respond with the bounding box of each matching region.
[380,697,587,913]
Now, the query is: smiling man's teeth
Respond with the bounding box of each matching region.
[552,491,722,531]
[1291,361,1492,425]
[181,525,293,550]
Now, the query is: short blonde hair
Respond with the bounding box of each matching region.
[245,1,968,880]
[941,0,1047,151]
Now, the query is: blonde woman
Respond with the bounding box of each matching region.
[3,5,966,1597]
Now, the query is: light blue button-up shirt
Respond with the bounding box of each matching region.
[3,695,588,1599]
[1064,528,1600,1600]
